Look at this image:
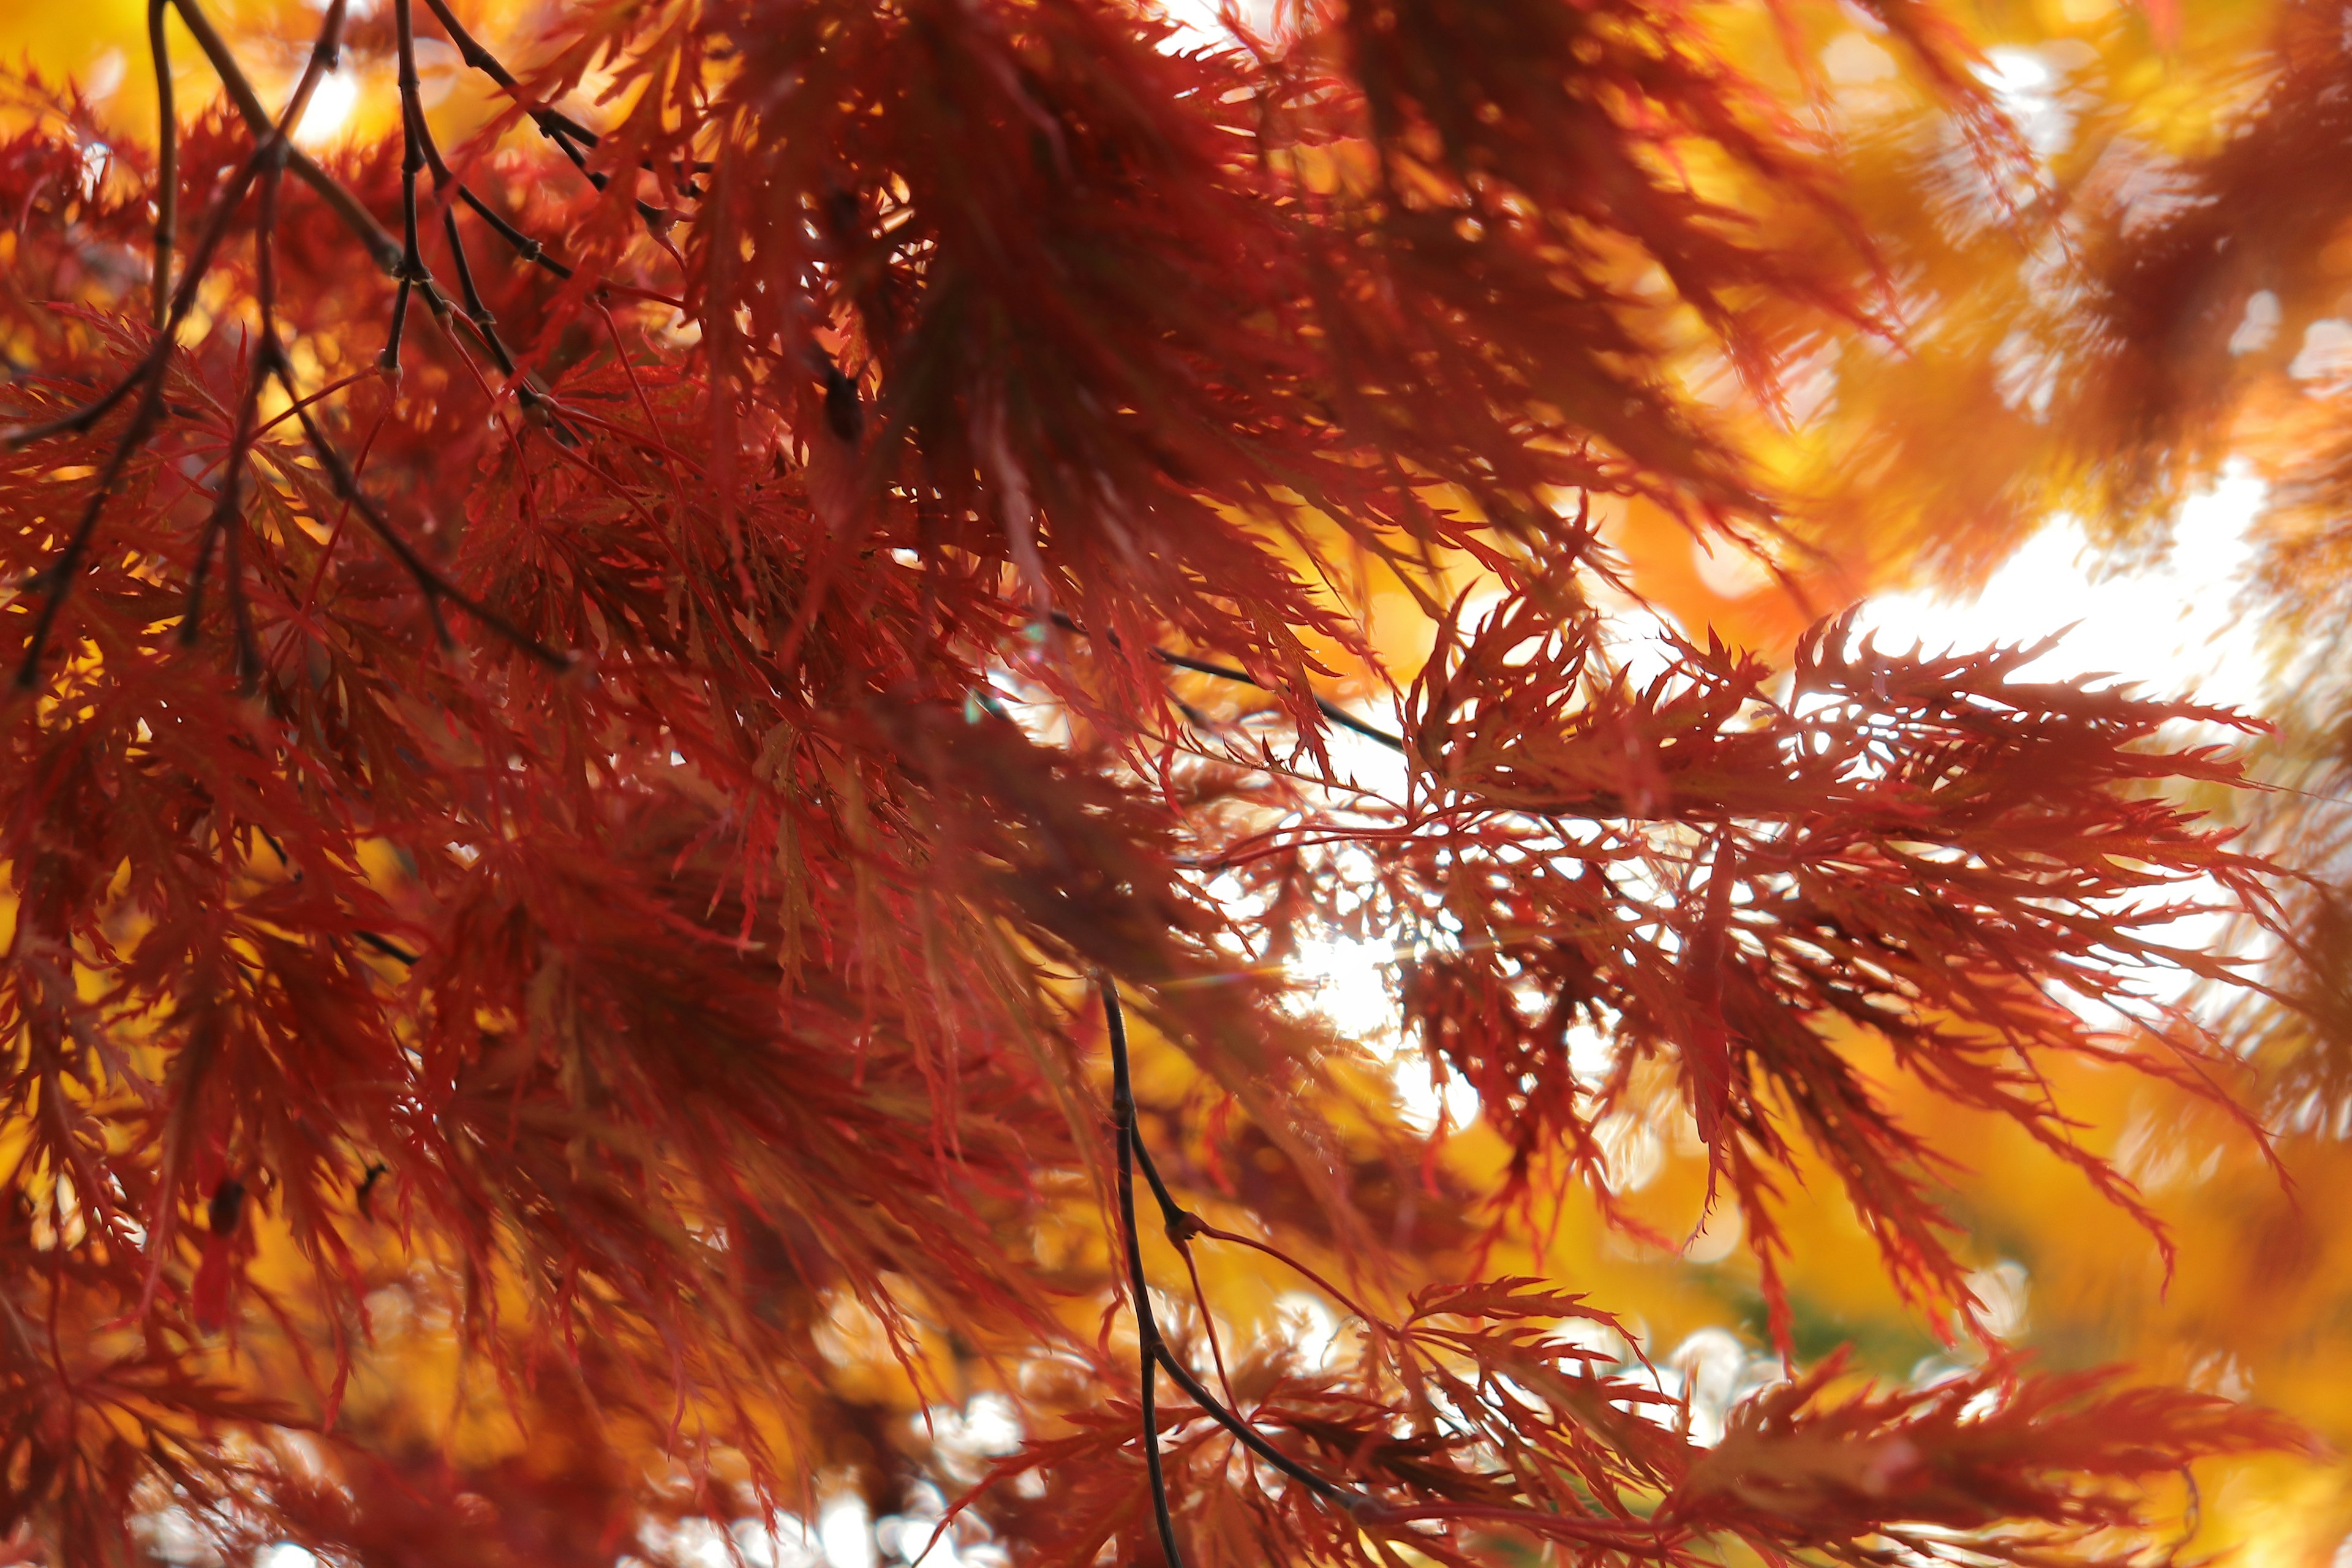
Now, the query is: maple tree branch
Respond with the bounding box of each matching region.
[1176,1242,1237,1411]
[439,206,516,379]
[1102,974,1189,1568]
[2,129,271,452]
[10,1,348,685]
[415,0,596,145]
[456,184,577,278]
[14,378,169,687]
[394,0,573,287]
[195,0,350,689]
[284,398,382,635]
[182,360,266,680]
[277,390,570,668]
[1119,1093,1240,1409]
[146,0,175,331]
[1099,978,1374,1540]
[252,830,421,971]
[384,0,578,439]
[1156,650,1404,752]
[164,0,403,276]
[356,932,420,967]
[418,0,707,208]
[169,0,575,421]
[1188,1224,1382,1336]
[134,47,564,665]
[1049,612,1404,752]
[1148,1343,1370,1513]
[383,0,426,374]
[415,0,674,228]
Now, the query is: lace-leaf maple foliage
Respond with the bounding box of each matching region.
[0,0,2313,1561]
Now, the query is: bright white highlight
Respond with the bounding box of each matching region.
[1856,464,2275,1010]
[1156,0,1278,49]
[292,69,360,150]
[1856,464,2270,712]
[1288,934,1482,1130]
[1288,935,1399,1042]
[819,1495,876,1568]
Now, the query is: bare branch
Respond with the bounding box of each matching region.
[1101,975,1191,1568]
[413,0,675,229]
[18,0,351,687]
[165,0,403,275]
[1050,612,1406,752]
[146,0,176,331]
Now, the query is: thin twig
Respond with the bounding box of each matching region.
[458,184,576,279]
[1175,1242,1237,1411]
[357,931,420,966]
[279,391,570,668]
[396,0,573,282]
[4,135,275,452]
[165,0,403,274]
[384,0,427,374]
[143,0,572,674]
[9,20,337,682]
[289,399,385,626]
[416,0,595,143]
[1148,1341,1371,1512]
[1049,612,1405,752]
[1188,1223,1382,1335]
[186,0,352,687]
[1099,978,1376,1548]
[440,206,514,378]
[146,0,175,331]
[386,0,578,437]
[415,0,676,227]
[182,352,266,679]
[15,381,168,687]
[1102,974,1189,1568]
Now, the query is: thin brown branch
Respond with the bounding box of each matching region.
[457,185,576,279]
[1102,976,1190,1568]
[383,0,428,374]
[188,0,350,687]
[1101,977,1376,1552]
[164,0,402,274]
[405,0,710,186]
[1148,1342,1372,1514]
[395,0,574,280]
[1176,1243,1237,1412]
[14,380,170,688]
[439,206,514,379]
[181,365,265,677]
[34,0,565,682]
[1048,612,1406,752]
[1188,1224,1382,1336]
[415,0,597,145]
[10,2,350,684]
[1,147,276,450]
[146,0,175,331]
[413,0,676,228]
[383,0,576,434]
[277,390,570,669]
